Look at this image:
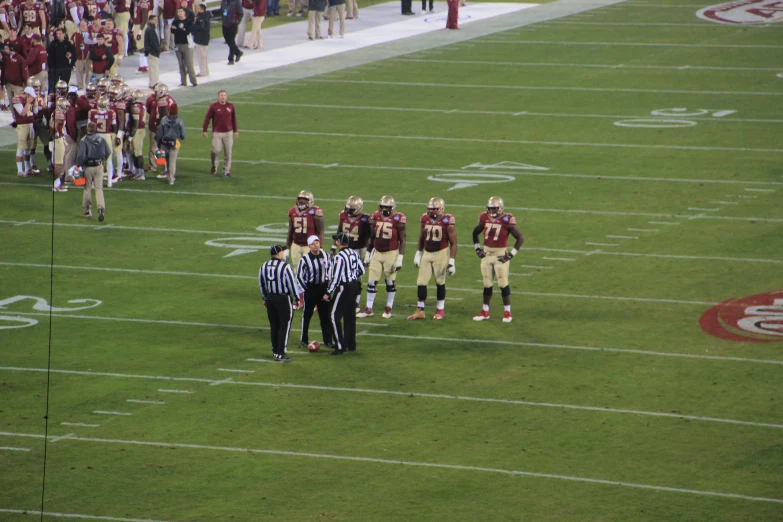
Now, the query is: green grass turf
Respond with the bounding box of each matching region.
[1,1,782,520]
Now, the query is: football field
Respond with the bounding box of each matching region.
[1,0,782,520]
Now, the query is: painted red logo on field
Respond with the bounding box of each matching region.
[697,0,783,24]
[700,291,783,342]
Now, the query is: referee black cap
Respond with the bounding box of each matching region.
[332,232,350,245]
[270,244,285,256]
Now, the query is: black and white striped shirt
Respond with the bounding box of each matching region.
[259,259,300,301]
[296,250,332,288]
[327,247,366,293]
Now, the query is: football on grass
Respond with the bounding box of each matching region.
[308,341,320,352]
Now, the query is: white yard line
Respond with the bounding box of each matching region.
[126,399,165,405]
[584,242,618,247]
[217,368,256,373]
[0,508,174,522]
[93,411,132,416]
[509,272,534,276]
[247,358,277,363]
[744,188,776,193]
[688,207,719,212]
[61,422,100,427]
[606,235,638,239]
[478,39,783,50]
[0,446,30,451]
[0,432,780,503]
[648,221,679,225]
[50,433,76,443]
[712,201,739,205]
[627,228,659,232]
[518,265,553,269]
[547,20,781,28]
[542,257,576,262]
[2,369,781,427]
[158,389,195,394]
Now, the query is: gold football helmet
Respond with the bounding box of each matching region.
[27,77,41,92]
[86,82,98,98]
[97,96,110,111]
[96,77,110,93]
[427,197,445,219]
[110,75,124,86]
[107,85,120,100]
[55,80,68,96]
[345,195,363,217]
[56,98,69,113]
[155,83,169,98]
[132,89,147,104]
[297,190,314,210]
[486,197,504,219]
[378,195,396,217]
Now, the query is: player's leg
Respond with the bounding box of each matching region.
[496,259,512,322]
[408,252,432,320]
[359,253,381,316]
[223,132,233,175]
[474,254,494,320]
[382,250,398,318]
[267,296,279,355]
[317,287,334,346]
[432,248,448,320]
[354,247,366,311]
[16,125,28,176]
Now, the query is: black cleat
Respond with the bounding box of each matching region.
[329,349,344,356]
[98,208,105,222]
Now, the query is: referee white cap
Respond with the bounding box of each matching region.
[307,235,320,245]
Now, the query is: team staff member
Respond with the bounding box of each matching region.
[408,197,457,321]
[324,232,365,355]
[144,14,160,87]
[296,235,334,348]
[202,89,238,177]
[77,121,112,221]
[259,244,300,362]
[46,28,76,94]
[472,196,524,323]
[286,190,324,269]
[156,108,186,185]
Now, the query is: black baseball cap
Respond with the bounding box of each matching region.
[270,244,285,256]
[332,232,349,245]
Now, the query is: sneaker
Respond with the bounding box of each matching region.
[227,60,235,65]
[329,349,344,356]
[355,306,360,314]
[131,174,146,181]
[169,178,175,185]
[473,310,490,321]
[356,307,373,318]
[98,208,104,222]
[407,309,426,321]
[29,167,41,175]
[299,340,309,348]
[18,171,28,177]
[432,309,445,320]
[83,209,92,217]
[236,50,243,63]
[111,175,121,184]
[210,166,217,175]
[223,172,232,178]
[146,165,157,172]
[381,306,392,319]
[273,354,292,362]
[287,11,295,16]
[281,354,292,361]
[502,311,512,323]
[53,185,68,192]
[156,173,168,179]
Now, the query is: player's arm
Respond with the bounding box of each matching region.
[447,224,457,275]
[472,222,485,258]
[500,226,524,263]
[314,214,324,244]
[413,223,425,267]
[201,104,212,136]
[392,222,406,271]
[285,217,293,250]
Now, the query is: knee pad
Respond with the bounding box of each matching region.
[436,284,446,301]
[385,280,396,293]
[483,287,493,297]
[501,286,511,298]
[367,280,377,293]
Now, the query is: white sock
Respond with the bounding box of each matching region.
[482,304,489,312]
[107,159,114,178]
[504,305,511,312]
[436,300,445,310]
[366,292,376,309]
[16,161,24,173]
[386,291,395,308]
[355,294,361,308]
[139,54,148,67]
[417,301,425,309]
[117,153,124,174]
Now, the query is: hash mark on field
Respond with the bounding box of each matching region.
[584,242,618,247]
[158,389,193,394]
[744,188,776,193]
[648,221,679,225]
[519,265,553,269]
[217,368,255,373]
[712,201,738,205]
[688,208,719,212]
[510,272,534,276]
[126,399,165,405]
[209,378,233,386]
[61,422,99,427]
[0,446,30,451]
[324,163,339,168]
[247,358,277,364]
[513,111,528,116]
[542,257,575,262]
[93,411,132,416]
[627,228,659,233]
[13,220,35,226]
[606,235,638,239]
[95,224,115,230]
[50,433,75,443]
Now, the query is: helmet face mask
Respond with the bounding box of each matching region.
[27,77,41,93]
[297,190,314,211]
[56,98,69,112]
[379,195,395,217]
[156,84,169,98]
[427,197,445,219]
[345,195,363,217]
[86,82,98,98]
[97,96,109,111]
[132,89,146,104]
[55,80,68,96]
[486,196,504,219]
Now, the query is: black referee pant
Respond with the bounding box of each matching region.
[330,281,360,352]
[301,282,333,346]
[266,294,293,355]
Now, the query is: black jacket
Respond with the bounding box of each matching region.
[144,24,161,57]
[46,38,77,70]
[171,17,193,45]
[191,11,212,46]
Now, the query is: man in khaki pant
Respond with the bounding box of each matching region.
[203,90,238,177]
[76,122,112,221]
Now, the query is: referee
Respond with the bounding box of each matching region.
[325,232,366,355]
[296,235,335,348]
[259,244,301,362]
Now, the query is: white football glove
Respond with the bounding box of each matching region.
[282,249,290,261]
[447,258,456,276]
[393,254,403,271]
[363,250,372,265]
[413,251,422,268]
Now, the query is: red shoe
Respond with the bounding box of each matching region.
[356,307,373,318]
[210,166,217,175]
[432,309,445,320]
[502,311,512,323]
[407,309,426,321]
[381,306,392,319]
[473,310,490,321]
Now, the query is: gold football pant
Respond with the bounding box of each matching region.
[480,246,510,287]
[417,247,449,286]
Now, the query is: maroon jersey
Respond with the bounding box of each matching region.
[65,104,78,140]
[24,42,45,75]
[145,93,158,131]
[369,211,406,253]
[76,93,97,120]
[11,95,35,124]
[162,0,176,18]
[51,104,67,138]
[479,212,517,249]
[88,108,116,134]
[65,0,80,22]
[132,0,150,24]
[288,205,324,247]
[130,102,146,129]
[157,94,177,119]
[19,1,43,28]
[338,211,371,250]
[114,0,130,13]
[83,0,99,19]
[100,27,120,55]
[71,31,91,60]
[419,213,455,253]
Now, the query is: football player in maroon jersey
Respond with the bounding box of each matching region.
[357,195,406,319]
[472,196,524,323]
[337,196,372,313]
[408,197,457,321]
[286,190,324,268]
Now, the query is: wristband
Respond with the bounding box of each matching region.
[510,248,518,257]
[474,243,480,250]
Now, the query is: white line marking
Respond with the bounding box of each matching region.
[1,432,780,503]
[246,358,276,363]
[712,201,739,205]
[0,508,174,521]
[509,272,534,276]
[627,228,659,232]
[606,235,638,239]
[158,389,194,394]
[478,39,783,50]
[209,377,233,386]
[126,399,165,405]
[518,265,553,269]
[648,221,679,225]
[744,188,776,193]
[0,446,31,451]
[217,368,256,373]
[542,257,575,262]
[688,207,719,212]
[395,57,783,74]
[61,422,100,427]
[4,368,782,427]
[93,411,132,416]
[584,242,618,247]
[548,20,777,27]
[50,433,75,443]
[594,252,783,264]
